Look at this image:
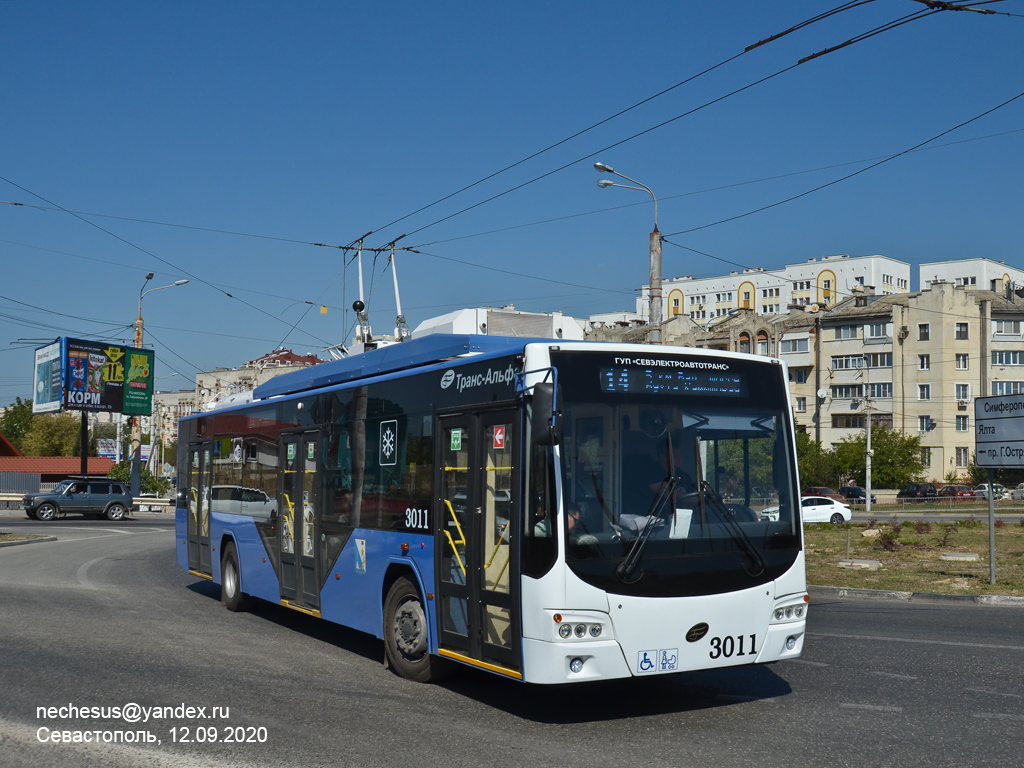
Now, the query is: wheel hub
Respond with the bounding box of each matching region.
[394,601,427,657]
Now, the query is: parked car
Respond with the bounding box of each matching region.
[1011,483,1024,502]
[800,496,852,524]
[838,485,877,504]
[973,483,1007,500]
[23,477,132,521]
[937,485,977,500]
[897,483,938,502]
[801,486,841,500]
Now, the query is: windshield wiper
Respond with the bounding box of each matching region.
[698,481,766,577]
[615,477,676,584]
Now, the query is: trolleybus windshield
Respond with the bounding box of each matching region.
[551,350,800,598]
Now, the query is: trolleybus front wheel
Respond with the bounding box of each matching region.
[221,541,251,612]
[384,577,452,683]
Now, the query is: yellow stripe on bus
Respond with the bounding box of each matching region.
[437,649,523,679]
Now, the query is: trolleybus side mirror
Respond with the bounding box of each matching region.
[531,382,560,446]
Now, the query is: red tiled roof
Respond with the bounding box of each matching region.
[0,457,115,474]
[0,430,21,457]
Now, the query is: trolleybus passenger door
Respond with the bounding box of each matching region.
[279,432,321,611]
[436,411,521,676]
[186,442,213,577]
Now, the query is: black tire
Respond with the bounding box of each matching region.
[221,542,250,612]
[383,576,452,683]
[830,512,846,525]
[105,503,127,521]
[36,503,57,522]
[26,509,37,520]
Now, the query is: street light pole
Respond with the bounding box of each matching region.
[594,162,663,344]
[131,274,188,497]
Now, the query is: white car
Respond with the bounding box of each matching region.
[800,495,851,525]
[974,483,1008,500]
[1012,484,1024,502]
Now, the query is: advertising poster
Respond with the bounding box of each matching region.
[122,347,155,416]
[63,339,126,412]
[32,341,63,414]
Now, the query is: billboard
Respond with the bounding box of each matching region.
[32,341,63,414]
[32,338,155,416]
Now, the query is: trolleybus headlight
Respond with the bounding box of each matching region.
[786,635,799,650]
[795,605,805,618]
[774,608,785,620]
[570,658,585,673]
[574,624,587,638]
[589,624,602,638]
[559,624,572,639]
[785,606,794,618]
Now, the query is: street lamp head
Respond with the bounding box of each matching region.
[173,280,189,286]
[594,162,614,174]
[597,179,615,188]
[145,272,155,280]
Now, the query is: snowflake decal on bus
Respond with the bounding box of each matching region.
[380,420,398,466]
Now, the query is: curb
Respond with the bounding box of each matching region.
[0,536,57,548]
[809,584,1024,608]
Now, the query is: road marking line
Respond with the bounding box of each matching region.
[869,671,918,681]
[809,632,1024,652]
[785,659,828,667]
[841,704,903,712]
[965,687,1022,699]
[972,712,1024,721]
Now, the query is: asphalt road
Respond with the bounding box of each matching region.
[1,511,1022,768]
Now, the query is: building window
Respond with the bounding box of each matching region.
[918,415,932,432]
[789,369,810,384]
[868,382,893,399]
[921,447,932,465]
[993,351,1023,366]
[955,447,969,468]
[995,320,1022,335]
[919,354,930,371]
[918,384,930,400]
[831,385,863,399]
[918,324,930,341]
[868,323,886,339]
[865,352,892,368]
[781,338,808,353]
[956,353,969,370]
[992,381,1024,395]
[739,332,751,355]
[955,323,969,340]
[834,325,858,340]
[956,415,969,432]
[795,397,807,413]
[832,355,864,370]
[757,332,769,355]
[955,383,970,400]
[832,414,866,429]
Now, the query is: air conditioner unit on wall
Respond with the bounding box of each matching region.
[957,399,969,409]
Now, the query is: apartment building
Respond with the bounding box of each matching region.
[789,281,1024,481]
[634,253,910,324]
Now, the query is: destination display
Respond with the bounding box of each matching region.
[600,358,746,397]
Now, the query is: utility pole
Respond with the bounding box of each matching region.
[864,354,872,516]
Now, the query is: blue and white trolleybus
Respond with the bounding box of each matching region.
[175,334,807,683]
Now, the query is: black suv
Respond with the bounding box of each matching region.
[23,477,133,521]
[897,482,938,502]
[838,485,877,504]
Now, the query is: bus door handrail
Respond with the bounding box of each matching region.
[443,498,467,577]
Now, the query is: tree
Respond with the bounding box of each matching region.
[795,431,840,489]
[109,460,170,496]
[21,412,84,457]
[0,397,34,450]
[834,426,926,489]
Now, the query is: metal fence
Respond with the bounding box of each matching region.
[0,472,40,494]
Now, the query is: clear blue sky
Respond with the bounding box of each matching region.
[2,1,1022,401]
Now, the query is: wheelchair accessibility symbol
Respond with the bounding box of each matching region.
[637,648,680,674]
